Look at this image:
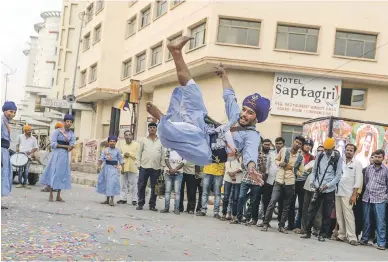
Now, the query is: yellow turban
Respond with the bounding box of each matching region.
[323,137,335,150]
[55,122,64,129]
[24,125,32,132]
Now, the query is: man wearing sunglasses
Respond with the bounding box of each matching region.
[136,122,164,211]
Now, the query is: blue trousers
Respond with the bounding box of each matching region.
[18,161,31,185]
[361,202,386,247]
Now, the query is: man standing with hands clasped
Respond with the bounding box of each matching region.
[301,137,343,242]
[118,130,139,205]
[335,143,362,245]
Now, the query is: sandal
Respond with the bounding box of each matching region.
[245,220,257,226]
[230,219,241,224]
[278,227,289,234]
[261,225,269,231]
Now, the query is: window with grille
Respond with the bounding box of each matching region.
[189,23,206,50]
[281,124,302,148]
[86,3,94,22]
[94,24,102,43]
[136,53,146,73]
[275,25,319,53]
[151,45,162,66]
[217,18,261,47]
[122,60,132,79]
[140,7,151,28]
[80,69,87,87]
[126,16,136,37]
[334,31,377,59]
[83,32,90,50]
[340,88,366,108]
[155,0,167,18]
[89,64,98,83]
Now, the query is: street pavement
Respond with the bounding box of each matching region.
[2,184,387,261]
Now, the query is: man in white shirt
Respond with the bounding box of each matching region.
[136,122,164,211]
[16,125,38,188]
[160,148,186,214]
[335,143,362,245]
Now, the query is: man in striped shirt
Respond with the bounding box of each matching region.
[360,149,388,250]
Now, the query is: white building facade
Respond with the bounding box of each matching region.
[19,11,61,127]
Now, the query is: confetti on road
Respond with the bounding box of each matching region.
[1,221,102,261]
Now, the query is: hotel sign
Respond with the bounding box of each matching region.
[271,73,342,119]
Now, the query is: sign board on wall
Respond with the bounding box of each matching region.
[119,125,132,139]
[41,98,69,109]
[271,73,342,119]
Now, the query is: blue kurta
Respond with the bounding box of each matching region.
[97,147,123,196]
[157,80,260,168]
[39,128,75,190]
[1,115,13,196]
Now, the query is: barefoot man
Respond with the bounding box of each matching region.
[40,114,75,202]
[2,101,17,209]
[146,36,270,186]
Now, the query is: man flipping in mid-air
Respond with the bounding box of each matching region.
[146,36,270,183]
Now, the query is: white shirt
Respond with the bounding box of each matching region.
[17,134,38,153]
[266,150,278,185]
[336,158,363,197]
[303,160,316,192]
[224,159,243,184]
[164,149,186,172]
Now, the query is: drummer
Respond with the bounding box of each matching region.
[1,101,17,209]
[16,125,38,188]
[40,115,75,202]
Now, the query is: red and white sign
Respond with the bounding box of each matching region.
[271,73,342,119]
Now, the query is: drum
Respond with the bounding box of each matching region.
[10,152,29,167]
[35,150,50,166]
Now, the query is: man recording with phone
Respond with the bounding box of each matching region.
[301,137,343,242]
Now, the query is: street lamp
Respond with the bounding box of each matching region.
[1,61,17,102]
[68,11,86,115]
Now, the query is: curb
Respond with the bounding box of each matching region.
[71,176,97,187]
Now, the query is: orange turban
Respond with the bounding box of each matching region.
[24,125,32,132]
[323,137,335,150]
[55,122,64,129]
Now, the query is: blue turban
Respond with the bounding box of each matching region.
[107,135,118,142]
[2,101,17,112]
[242,93,270,123]
[64,114,74,121]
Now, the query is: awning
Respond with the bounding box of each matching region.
[24,119,51,127]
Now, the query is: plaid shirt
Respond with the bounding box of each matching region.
[362,164,388,204]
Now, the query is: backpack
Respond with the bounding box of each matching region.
[314,151,341,183]
[316,151,340,173]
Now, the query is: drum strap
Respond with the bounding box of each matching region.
[3,120,10,134]
[58,128,69,142]
[105,148,113,160]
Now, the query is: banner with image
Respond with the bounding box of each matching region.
[303,118,388,166]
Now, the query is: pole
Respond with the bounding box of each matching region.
[69,11,85,115]
[1,61,17,102]
[4,74,8,101]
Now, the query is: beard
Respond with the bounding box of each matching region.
[262,147,270,154]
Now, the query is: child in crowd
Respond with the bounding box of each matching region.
[97,136,124,206]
